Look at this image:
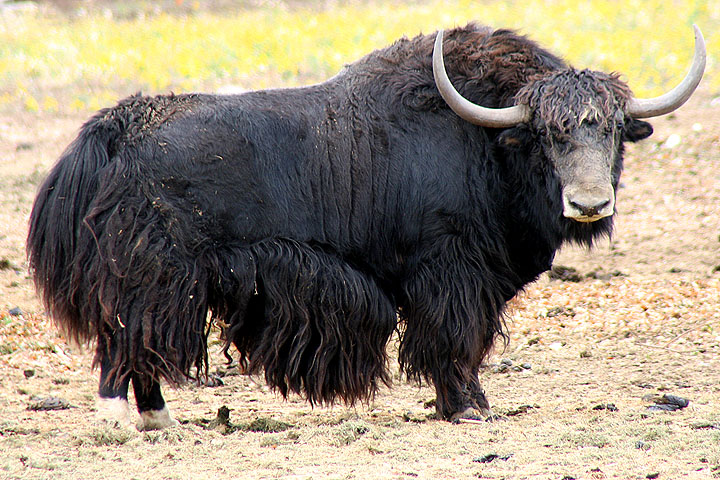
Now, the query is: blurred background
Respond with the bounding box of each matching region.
[0,0,717,115]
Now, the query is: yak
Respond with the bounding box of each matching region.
[27,23,705,430]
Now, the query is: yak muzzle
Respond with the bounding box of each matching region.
[562,185,615,222]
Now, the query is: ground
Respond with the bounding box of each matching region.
[0,90,718,480]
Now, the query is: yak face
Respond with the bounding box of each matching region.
[502,69,653,223]
[433,26,702,221]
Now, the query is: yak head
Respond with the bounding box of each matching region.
[502,69,653,222]
[433,26,706,223]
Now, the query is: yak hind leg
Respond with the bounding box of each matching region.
[96,355,132,428]
[132,375,178,431]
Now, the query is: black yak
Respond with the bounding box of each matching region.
[27,23,705,429]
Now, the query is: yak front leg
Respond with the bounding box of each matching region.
[398,247,512,422]
[443,366,494,422]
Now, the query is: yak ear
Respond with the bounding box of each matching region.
[623,119,653,142]
[497,126,531,150]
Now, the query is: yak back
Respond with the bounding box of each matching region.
[113,24,567,283]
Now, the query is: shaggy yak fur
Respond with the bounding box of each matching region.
[28,23,655,423]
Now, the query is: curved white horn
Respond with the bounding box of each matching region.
[432,30,530,128]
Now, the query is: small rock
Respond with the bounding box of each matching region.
[521,363,532,370]
[643,393,689,411]
[504,404,539,416]
[8,307,23,316]
[0,259,15,270]
[547,306,571,317]
[198,374,224,387]
[592,403,618,412]
[549,265,582,282]
[27,396,71,411]
[646,473,660,479]
[473,453,512,463]
[500,358,513,366]
[402,411,426,423]
[23,369,35,379]
[631,381,654,389]
[206,405,232,433]
[635,440,650,451]
[662,133,681,149]
[690,421,720,430]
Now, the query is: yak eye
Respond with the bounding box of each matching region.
[554,137,573,152]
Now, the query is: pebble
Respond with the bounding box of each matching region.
[473,453,512,463]
[9,307,23,316]
[592,403,618,412]
[635,440,650,450]
[27,396,71,411]
[662,133,681,149]
[492,360,532,373]
[643,393,689,411]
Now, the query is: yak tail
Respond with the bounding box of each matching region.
[27,107,124,344]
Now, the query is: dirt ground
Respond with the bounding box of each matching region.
[0,89,719,480]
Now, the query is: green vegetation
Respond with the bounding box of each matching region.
[0,0,717,114]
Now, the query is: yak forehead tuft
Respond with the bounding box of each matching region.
[516,69,633,132]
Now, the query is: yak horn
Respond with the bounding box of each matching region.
[628,25,706,118]
[433,30,530,128]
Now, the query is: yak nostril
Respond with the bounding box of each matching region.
[569,199,610,217]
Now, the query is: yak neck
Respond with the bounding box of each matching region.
[498,143,614,285]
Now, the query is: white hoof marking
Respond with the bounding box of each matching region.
[96,397,133,427]
[137,406,178,431]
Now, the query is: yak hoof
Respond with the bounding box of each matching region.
[136,406,179,431]
[96,397,133,428]
[450,407,502,424]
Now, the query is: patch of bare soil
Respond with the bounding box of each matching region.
[0,91,719,479]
